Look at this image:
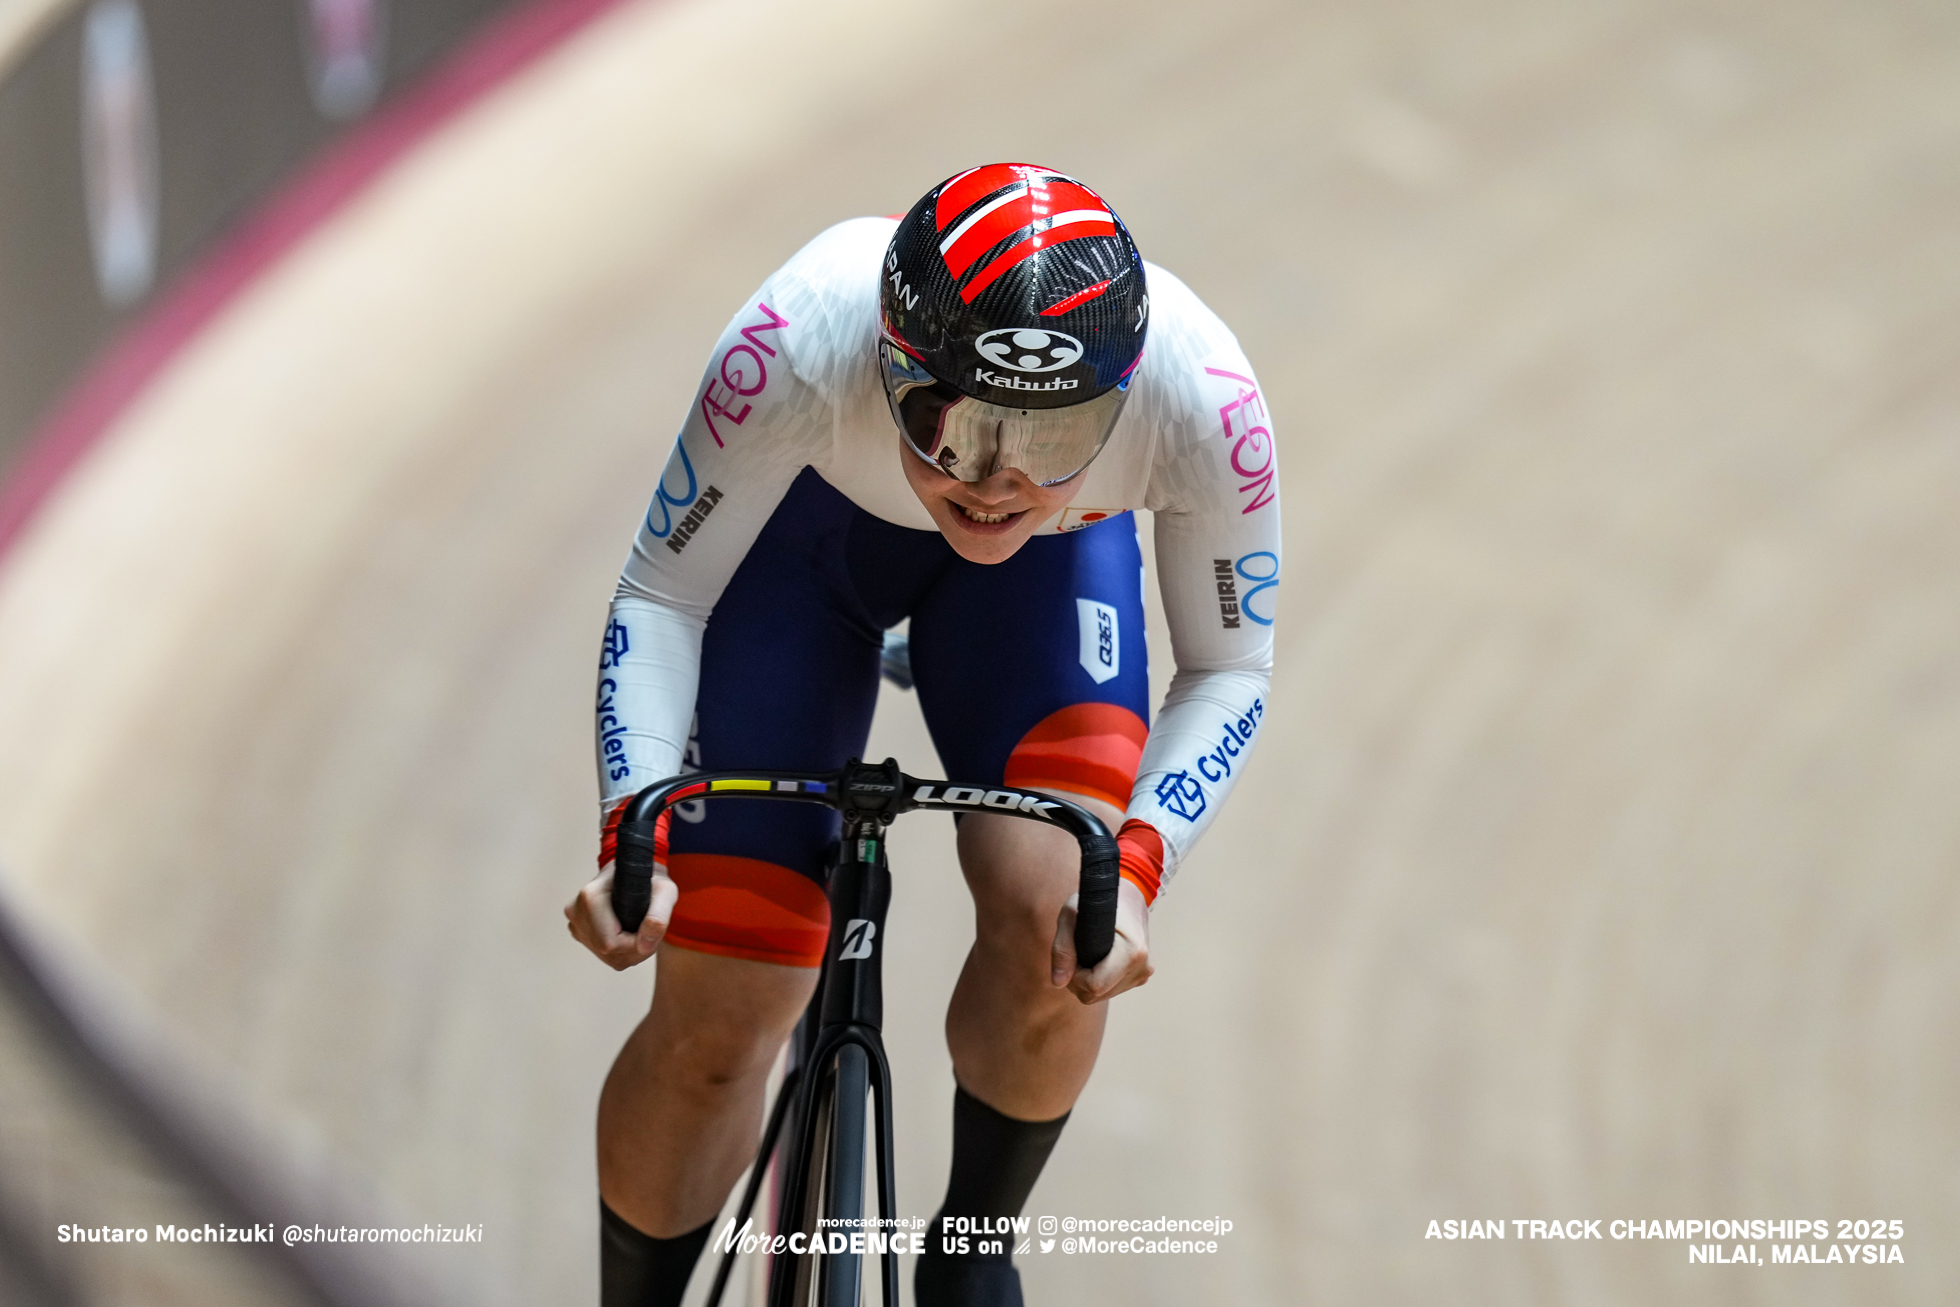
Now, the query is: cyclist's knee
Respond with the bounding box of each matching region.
[641,946,814,1088]
[653,1020,789,1098]
[957,796,1124,944]
[665,1032,767,1090]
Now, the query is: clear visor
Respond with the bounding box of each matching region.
[879,338,1129,486]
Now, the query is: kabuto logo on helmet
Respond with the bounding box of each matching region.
[880,163,1148,411]
[973,369,1079,393]
[975,328,1083,374]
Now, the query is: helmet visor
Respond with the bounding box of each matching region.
[879,339,1128,487]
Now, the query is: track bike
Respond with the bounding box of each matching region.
[612,756,1119,1306]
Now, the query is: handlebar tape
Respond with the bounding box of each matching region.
[612,821,662,933]
[1073,831,1121,969]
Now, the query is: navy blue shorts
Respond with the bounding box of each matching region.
[661,468,1150,966]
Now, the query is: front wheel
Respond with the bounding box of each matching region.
[819,1044,869,1305]
[774,1042,870,1307]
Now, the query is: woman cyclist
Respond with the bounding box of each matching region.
[565,163,1279,1307]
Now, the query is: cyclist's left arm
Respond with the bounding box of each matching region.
[1051,308,1279,1002]
[1120,328,1281,906]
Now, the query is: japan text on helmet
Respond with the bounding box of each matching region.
[878,164,1149,486]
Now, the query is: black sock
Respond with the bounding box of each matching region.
[916,1086,1069,1307]
[599,1201,712,1307]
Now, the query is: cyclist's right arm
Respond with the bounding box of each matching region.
[571,237,850,965]
[593,290,815,819]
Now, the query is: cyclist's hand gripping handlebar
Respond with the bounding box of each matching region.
[609,761,1121,969]
[610,819,663,941]
[1059,815,1121,969]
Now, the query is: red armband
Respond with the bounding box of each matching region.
[599,799,669,870]
[1116,819,1164,905]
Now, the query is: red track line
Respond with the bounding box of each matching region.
[0,0,633,558]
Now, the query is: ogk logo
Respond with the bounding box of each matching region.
[975,328,1083,374]
[838,919,877,961]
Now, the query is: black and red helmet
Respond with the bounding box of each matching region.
[879,164,1148,484]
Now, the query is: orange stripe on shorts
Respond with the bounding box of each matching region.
[662,854,832,968]
[1003,702,1149,811]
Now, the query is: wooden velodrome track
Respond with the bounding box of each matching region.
[2,0,1956,1302]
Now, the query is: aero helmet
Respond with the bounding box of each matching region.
[878,163,1148,486]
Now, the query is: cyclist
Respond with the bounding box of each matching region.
[565,164,1279,1307]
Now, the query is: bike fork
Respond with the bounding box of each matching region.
[704,817,900,1307]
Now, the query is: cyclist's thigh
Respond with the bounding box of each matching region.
[907,513,1151,819]
[668,468,945,968]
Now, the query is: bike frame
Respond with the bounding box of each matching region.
[612,757,1119,1306]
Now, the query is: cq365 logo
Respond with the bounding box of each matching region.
[976,328,1083,374]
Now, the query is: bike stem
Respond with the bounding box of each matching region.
[820,817,891,1033]
[819,755,905,1033]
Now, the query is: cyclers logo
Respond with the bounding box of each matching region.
[975,328,1083,374]
[1155,771,1206,822]
[596,677,630,783]
[599,619,630,669]
[838,919,877,961]
[975,369,1080,394]
[1195,697,1266,785]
